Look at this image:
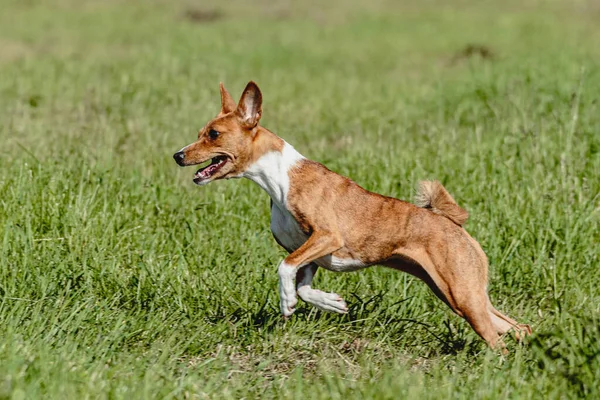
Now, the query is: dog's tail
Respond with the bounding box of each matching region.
[415,180,469,226]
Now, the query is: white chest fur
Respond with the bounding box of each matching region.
[243,142,304,208]
[270,202,308,252]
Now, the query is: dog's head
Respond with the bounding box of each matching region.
[173,81,264,185]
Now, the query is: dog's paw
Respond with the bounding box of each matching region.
[280,295,298,318]
[514,324,532,341]
[298,288,348,314]
[315,292,348,314]
[281,302,297,318]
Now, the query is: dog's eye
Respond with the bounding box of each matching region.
[208,129,219,140]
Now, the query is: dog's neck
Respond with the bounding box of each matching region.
[242,129,305,208]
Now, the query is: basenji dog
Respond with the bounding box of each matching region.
[173,81,531,349]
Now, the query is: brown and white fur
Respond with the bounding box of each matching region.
[173,81,531,349]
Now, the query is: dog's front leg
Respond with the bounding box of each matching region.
[278,231,343,317]
[296,264,348,314]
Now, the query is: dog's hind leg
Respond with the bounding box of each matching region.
[452,288,503,349]
[295,263,348,314]
[408,262,501,348]
[388,250,503,349]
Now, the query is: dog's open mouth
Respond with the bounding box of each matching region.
[193,155,229,184]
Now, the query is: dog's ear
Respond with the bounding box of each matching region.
[236,81,262,129]
[219,82,237,115]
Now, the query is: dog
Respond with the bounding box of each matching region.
[173,81,531,349]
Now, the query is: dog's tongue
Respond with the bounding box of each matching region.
[195,157,226,179]
[198,163,217,178]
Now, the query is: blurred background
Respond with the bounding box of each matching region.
[2,0,599,166]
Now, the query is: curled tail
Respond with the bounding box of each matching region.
[415,180,469,226]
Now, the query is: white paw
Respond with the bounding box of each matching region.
[315,292,348,314]
[298,288,348,314]
[280,293,298,317]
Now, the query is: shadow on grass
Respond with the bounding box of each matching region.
[530,315,600,398]
[201,289,485,356]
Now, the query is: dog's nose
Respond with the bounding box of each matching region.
[173,151,186,166]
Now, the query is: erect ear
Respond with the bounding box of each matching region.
[219,82,237,115]
[235,81,262,129]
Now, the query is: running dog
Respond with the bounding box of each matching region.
[173,81,531,349]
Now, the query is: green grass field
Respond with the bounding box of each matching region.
[1,0,599,398]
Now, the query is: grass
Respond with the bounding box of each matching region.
[1,0,599,398]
